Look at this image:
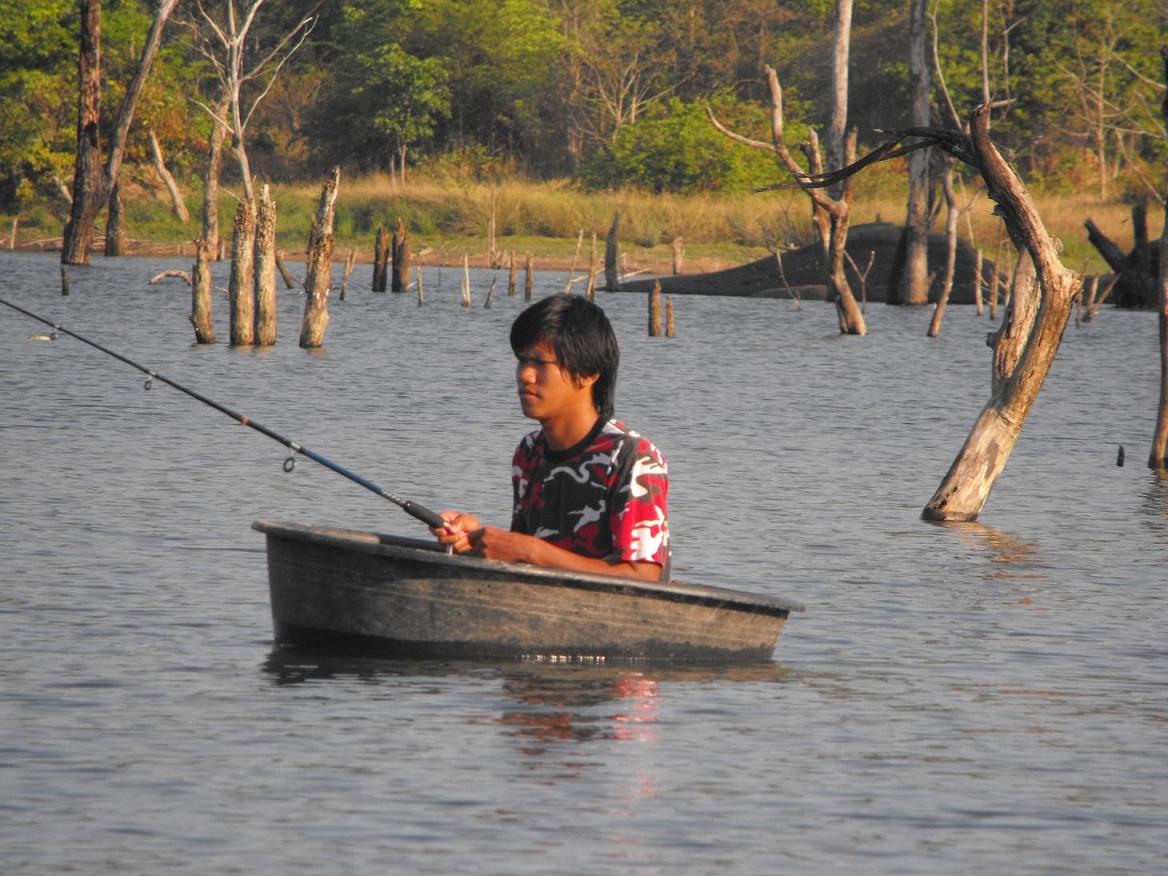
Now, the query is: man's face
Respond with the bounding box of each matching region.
[515,339,596,423]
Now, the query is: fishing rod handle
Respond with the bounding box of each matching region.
[399,500,447,530]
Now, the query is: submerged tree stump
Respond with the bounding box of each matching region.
[299,168,339,349]
[604,213,621,291]
[190,235,216,344]
[1085,201,1162,308]
[254,185,277,346]
[372,224,389,292]
[648,281,662,336]
[228,200,256,346]
[391,218,411,293]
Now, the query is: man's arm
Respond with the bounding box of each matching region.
[433,514,662,582]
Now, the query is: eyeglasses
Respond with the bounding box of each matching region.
[516,355,560,370]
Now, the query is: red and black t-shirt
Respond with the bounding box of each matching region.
[511,418,670,575]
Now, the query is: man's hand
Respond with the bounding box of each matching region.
[432,511,482,554]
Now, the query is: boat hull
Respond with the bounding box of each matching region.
[256,520,801,662]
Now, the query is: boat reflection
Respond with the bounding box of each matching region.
[262,646,786,749]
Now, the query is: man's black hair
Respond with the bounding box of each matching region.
[510,294,619,419]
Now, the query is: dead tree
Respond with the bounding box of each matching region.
[201,93,230,260]
[604,213,621,291]
[228,200,256,346]
[187,1,315,209]
[391,218,411,293]
[190,236,216,344]
[893,0,932,306]
[1150,47,1168,470]
[1084,202,1161,309]
[809,107,1082,518]
[893,111,1080,519]
[61,0,180,265]
[254,184,277,345]
[299,168,340,349]
[148,129,190,222]
[709,65,867,334]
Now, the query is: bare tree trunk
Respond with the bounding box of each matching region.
[60,0,102,266]
[373,224,389,292]
[190,235,216,344]
[202,94,229,261]
[824,0,853,184]
[1150,47,1168,469]
[300,168,340,349]
[228,200,256,346]
[604,213,621,291]
[922,106,1080,521]
[897,0,931,306]
[148,129,189,222]
[104,180,125,256]
[254,184,277,346]
[1152,216,1168,467]
[62,0,178,265]
[392,217,411,293]
[928,159,959,337]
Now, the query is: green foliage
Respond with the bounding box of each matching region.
[358,43,450,156]
[581,97,794,193]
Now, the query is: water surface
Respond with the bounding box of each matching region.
[1,250,1165,873]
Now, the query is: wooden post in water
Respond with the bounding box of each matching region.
[228,200,256,346]
[461,254,471,307]
[339,247,356,300]
[60,266,69,296]
[604,213,621,291]
[299,167,339,349]
[508,251,517,296]
[391,217,411,293]
[666,296,675,337]
[10,216,17,250]
[671,237,683,275]
[254,185,278,345]
[275,251,296,289]
[415,262,425,306]
[484,276,497,308]
[585,233,598,300]
[525,254,534,301]
[372,225,389,292]
[190,235,215,343]
[648,281,662,336]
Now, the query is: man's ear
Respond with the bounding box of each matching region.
[575,372,600,390]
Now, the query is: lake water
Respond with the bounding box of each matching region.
[1,249,1165,874]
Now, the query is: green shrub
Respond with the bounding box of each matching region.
[581,97,791,194]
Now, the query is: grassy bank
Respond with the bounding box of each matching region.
[5,171,1156,275]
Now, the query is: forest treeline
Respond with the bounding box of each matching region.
[1,0,1165,213]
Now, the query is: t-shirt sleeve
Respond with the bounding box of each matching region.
[610,437,669,566]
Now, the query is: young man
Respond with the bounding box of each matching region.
[434,294,670,582]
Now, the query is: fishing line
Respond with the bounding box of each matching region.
[0,296,447,530]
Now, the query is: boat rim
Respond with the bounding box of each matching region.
[254,518,804,616]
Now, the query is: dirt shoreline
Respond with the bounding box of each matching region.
[13,238,744,277]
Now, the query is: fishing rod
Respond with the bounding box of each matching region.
[0,296,447,531]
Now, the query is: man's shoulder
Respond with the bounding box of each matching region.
[602,419,658,445]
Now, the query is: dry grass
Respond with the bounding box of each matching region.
[318,172,1159,274]
[9,169,1159,274]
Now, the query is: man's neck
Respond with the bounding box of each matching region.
[541,412,602,452]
